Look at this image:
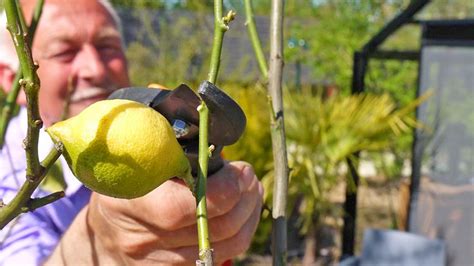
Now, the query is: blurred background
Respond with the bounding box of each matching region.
[1,0,473,264]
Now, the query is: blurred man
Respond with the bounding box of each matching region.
[0,0,263,264]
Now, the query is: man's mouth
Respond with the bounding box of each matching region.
[70,87,116,104]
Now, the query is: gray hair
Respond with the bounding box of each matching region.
[99,0,123,39]
[0,0,124,70]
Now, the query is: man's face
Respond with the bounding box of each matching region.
[29,0,130,126]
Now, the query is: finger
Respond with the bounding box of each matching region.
[91,161,261,261]
[213,193,263,264]
[139,172,262,249]
[143,194,263,265]
[208,169,261,242]
[102,161,247,231]
[163,163,260,246]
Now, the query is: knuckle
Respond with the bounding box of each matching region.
[154,194,195,230]
[233,230,252,255]
[156,213,191,231]
[207,179,240,216]
[233,160,253,170]
[211,217,240,241]
[118,232,162,259]
[116,233,143,256]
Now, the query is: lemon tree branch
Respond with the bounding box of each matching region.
[0,0,44,148]
[207,2,235,84]
[195,1,235,264]
[196,103,212,265]
[27,191,65,212]
[0,144,63,229]
[4,0,42,175]
[244,0,268,79]
[268,0,289,264]
[0,0,63,230]
[244,0,289,263]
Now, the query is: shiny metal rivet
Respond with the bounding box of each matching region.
[172,119,189,138]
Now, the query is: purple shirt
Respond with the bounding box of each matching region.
[0,108,91,265]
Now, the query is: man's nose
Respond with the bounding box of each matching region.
[73,44,106,83]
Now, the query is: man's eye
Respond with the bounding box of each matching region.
[97,44,121,56]
[51,50,77,62]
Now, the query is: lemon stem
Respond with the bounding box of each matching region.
[181,167,195,193]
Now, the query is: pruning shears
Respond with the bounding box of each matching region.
[108,81,246,176]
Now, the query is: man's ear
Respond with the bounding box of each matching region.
[0,63,27,105]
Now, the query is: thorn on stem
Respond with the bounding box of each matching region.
[197,104,204,112]
[208,145,215,157]
[54,141,64,153]
[26,175,35,182]
[21,138,27,150]
[34,119,43,128]
[208,145,215,153]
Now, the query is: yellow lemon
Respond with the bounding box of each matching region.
[46,99,192,199]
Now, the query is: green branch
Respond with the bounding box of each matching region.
[195,1,236,264]
[0,144,63,229]
[244,0,268,78]
[207,3,235,84]
[0,0,44,148]
[196,103,212,265]
[27,191,65,212]
[5,0,42,181]
[27,0,45,46]
[0,0,64,231]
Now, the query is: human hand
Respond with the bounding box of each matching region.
[48,161,263,265]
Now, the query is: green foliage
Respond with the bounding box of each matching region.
[223,83,427,250]
[364,59,418,178]
[111,0,214,11]
[223,84,273,252]
[285,1,404,93]
[125,10,211,88]
[418,0,474,19]
[120,0,467,255]
[110,0,166,9]
[284,90,425,233]
[281,0,423,179]
[224,84,272,179]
